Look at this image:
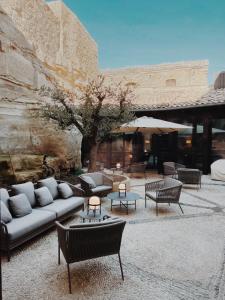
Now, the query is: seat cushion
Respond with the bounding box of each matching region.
[5,209,56,241]
[9,194,32,218]
[80,175,96,188]
[91,185,112,194]
[38,177,59,199]
[146,191,156,200]
[38,197,84,217]
[0,188,10,209]
[90,173,103,186]
[1,201,12,223]
[58,183,74,199]
[12,182,36,207]
[35,187,54,207]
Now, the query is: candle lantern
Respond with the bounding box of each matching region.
[116,162,121,169]
[88,196,101,216]
[118,183,126,197]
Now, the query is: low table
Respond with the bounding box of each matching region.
[107,192,141,214]
[79,208,108,223]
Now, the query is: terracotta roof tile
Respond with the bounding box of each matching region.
[133,88,225,111]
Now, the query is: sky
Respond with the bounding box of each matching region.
[62,0,225,83]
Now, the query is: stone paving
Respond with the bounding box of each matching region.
[2,175,225,300]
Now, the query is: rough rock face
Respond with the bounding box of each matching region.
[1,0,98,90]
[0,5,84,182]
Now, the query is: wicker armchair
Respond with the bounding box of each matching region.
[163,162,185,178]
[145,178,183,216]
[126,162,147,178]
[177,168,202,189]
[79,172,113,197]
[56,219,126,293]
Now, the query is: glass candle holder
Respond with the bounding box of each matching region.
[118,183,126,197]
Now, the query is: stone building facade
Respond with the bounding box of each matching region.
[103,60,209,107]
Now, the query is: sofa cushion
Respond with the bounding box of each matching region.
[1,201,12,223]
[12,182,36,207]
[6,209,56,241]
[58,183,73,199]
[91,185,112,194]
[0,188,10,209]
[9,194,32,218]
[35,187,54,207]
[38,197,84,217]
[80,175,96,188]
[38,177,58,199]
[89,173,103,186]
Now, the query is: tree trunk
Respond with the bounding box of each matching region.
[88,143,98,172]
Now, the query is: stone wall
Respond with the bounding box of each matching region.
[0,2,97,181]
[103,60,209,106]
[1,0,98,89]
[48,1,98,82]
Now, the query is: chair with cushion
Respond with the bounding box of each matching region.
[145,178,183,216]
[177,168,202,189]
[56,218,126,293]
[163,162,185,178]
[79,172,113,197]
[125,162,147,178]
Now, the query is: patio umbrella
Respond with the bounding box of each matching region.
[113,116,192,134]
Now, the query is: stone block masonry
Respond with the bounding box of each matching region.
[103,60,209,107]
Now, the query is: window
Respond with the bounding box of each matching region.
[166,79,176,87]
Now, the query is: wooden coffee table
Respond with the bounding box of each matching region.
[107,192,141,214]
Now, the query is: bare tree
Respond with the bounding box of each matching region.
[40,75,135,171]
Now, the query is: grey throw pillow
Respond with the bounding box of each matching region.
[35,187,54,207]
[38,177,58,199]
[81,175,96,188]
[1,201,12,223]
[9,194,32,218]
[0,188,10,209]
[58,183,73,199]
[12,182,36,207]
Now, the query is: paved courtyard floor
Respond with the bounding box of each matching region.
[2,175,225,299]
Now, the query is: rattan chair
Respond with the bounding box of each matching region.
[163,162,185,178]
[126,162,147,178]
[177,168,202,189]
[145,178,183,216]
[79,172,113,197]
[56,219,126,293]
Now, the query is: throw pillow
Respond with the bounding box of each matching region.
[9,194,32,218]
[0,188,10,209]
[58,183,73,199]
[35,187,54,207]
[81,175,96,188]
[12,182,36,207]
[0,201,12,223]
[38,177,58,199]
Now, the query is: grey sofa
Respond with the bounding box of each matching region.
[79,172,113,197]
[0,177,85,261]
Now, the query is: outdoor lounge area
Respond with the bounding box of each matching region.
[1,173,225,299]
[1,0,225,299]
